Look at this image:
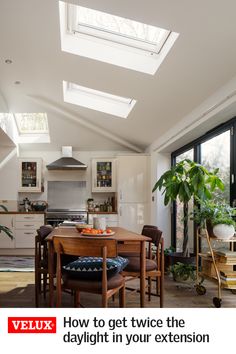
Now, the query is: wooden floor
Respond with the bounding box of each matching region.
[0,272,236,308]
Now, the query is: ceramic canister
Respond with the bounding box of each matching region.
[93,217,107,230]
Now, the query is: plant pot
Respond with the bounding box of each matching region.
[168,252,196,266]
[212,224,235,240]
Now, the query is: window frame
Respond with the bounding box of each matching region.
[66,2,171,55]
[171,116,236,252]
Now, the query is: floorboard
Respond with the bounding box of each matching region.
[0,272,236,308]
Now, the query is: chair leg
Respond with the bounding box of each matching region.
[148,277,152,301]
[43,273,47,299]
[102,295,108,308]
[74,291,80,307]
[160,274,164,308]
[35,270,39,307]
[119,286,125,308]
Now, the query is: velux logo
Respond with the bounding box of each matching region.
[8,317,57,333]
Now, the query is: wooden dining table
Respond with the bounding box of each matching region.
[46,226,151,307]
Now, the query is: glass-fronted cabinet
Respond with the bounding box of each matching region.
[18,158,42,192]
[92,158,116,192]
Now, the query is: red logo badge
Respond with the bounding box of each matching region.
[8,317,56,333]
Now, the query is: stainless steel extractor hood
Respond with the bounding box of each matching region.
[46,146,87,170]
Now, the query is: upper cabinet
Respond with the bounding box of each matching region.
[92,158,117,192]
[18,158,42,193]
[117,155,149,203]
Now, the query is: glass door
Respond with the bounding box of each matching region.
[92,158,116,192]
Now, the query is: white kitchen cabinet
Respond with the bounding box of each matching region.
[0,214,15,248]
[15,214,44,248]
[18,158,42,192]
[117,155,149,232]
[92,158,116,192]
[117,155,149,203]
[88,213,118,227]
[118,203,148,234]
[0,213,44,251]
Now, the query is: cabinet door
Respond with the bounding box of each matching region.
[118,203,148,234]
[117,155,148,203]
[0,215,15,248]
[92,159,116,192]
[15,230,36,248]
[18,158,42,192]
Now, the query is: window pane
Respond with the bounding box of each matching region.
[200,130,230,251]
[201,130,230,202]
[175,149,194,252]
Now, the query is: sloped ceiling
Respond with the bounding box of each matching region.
[1,0,236,152]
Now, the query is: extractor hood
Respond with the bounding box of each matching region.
[46,146,87,170]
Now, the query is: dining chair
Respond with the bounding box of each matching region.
[53,236,127,308]
[35,225,53,307]
[121,225,164,307]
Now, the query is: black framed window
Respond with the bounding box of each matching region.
[171,117,236,253]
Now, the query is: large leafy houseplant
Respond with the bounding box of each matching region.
[152,159,224,257]
[0,205,13,240]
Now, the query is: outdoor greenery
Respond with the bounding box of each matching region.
[152,159,225,257]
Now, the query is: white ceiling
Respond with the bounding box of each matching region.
[1,0,236,152]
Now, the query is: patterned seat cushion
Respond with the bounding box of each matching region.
[63,256,128,280]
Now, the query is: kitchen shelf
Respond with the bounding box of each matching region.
[18,158,42,192]
[91,158,116,192]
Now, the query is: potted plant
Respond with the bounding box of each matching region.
[164,246,175,272]
[169,262,196,282]
[152,159,225,261]
[192,199,236,239]
[0,205,13,240]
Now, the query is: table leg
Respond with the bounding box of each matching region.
[48,242,54,307]
[140,241,146,307]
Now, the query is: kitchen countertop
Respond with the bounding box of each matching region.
[0,211,45,214]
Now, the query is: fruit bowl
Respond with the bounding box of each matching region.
[80,227,115,236]
[75,224,92,232]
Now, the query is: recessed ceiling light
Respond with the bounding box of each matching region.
[14,81,21,85]
[5,59,12,64]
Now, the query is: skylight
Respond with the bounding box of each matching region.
[59,1,179,75]
[14,113,50,144]
[14,113,49,134]
[63,81,136,118]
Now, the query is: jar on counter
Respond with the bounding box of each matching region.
[94,205,100,212]
[87,198,94,212]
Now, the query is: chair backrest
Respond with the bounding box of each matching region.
[53,236,118,258]
[37,225,53,240]
[142,225,162,247]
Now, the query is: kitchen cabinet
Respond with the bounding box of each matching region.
[0,214,15,248]
[92,158,116,192]
[117,155,149,203]
[15,214,44,248]
[0,213,44,251]
[117,155,149,233]
[18,158,42,192]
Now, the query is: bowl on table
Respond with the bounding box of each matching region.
[75,223,92,232]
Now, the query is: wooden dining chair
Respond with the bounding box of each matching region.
[121,225,164,307]
[53,236,126,308]
[35,225,53,307]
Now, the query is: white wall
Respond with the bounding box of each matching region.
[150,151,171,248]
